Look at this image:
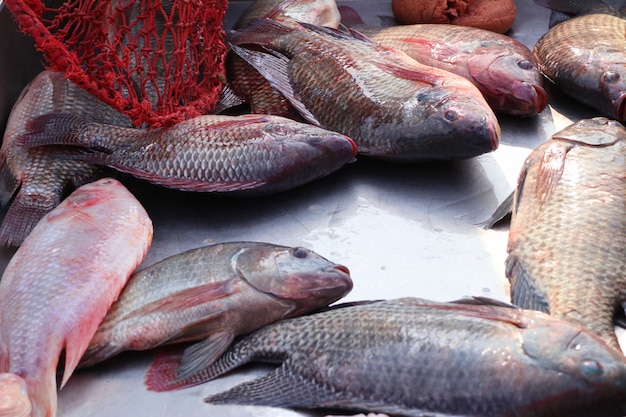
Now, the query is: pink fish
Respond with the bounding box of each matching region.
[0,178,153,417]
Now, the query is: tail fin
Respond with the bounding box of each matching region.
[0,154,19,207]
[0,194,53,247]
[144,347,191,392]
[17,113,90,149]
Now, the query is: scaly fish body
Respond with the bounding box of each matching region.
[0,178,153,417]
[506,117,626,349]
[17,113,357,195]
[233,0,340,30]
[533,13,626,122]
[228,20,500,161]
[81,242,352,371]
[0,71,133,246]
[199,298,626,416]
[346,22,547,117]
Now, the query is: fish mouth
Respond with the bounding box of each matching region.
[531,84,549,116]
[333,264,350,275]
[487,117,501,151]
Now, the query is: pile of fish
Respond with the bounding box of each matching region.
[1,0,626,416]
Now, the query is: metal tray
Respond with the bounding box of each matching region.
[0,1,615,416]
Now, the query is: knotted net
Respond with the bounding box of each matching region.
[4,0,228,127]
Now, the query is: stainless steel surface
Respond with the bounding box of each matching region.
[0,1,617,416]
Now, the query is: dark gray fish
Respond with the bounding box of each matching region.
[81,242,352,371]
[506,117,626,350]
[533,8,626,122]
[195,298,626,417]
[228,19,501,161]
[16,113,357,195]
[0,71,133,246]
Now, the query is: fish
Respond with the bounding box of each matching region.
[15,113,357,195]
[0,177,153,417]
[195,297,626,416]
[228,19,501,161]
[224,0,342,118]
[533,7,626,122]
[0,374,31,417]
[339,8,547,117]
[505,117,626,350]
[81,241,352,372]
[0,70,133,246]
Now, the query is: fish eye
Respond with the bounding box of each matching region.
[291,247,309,259]
[604,71,620,83]
[444,109,458,121]
[580,359,604,380]
[518,60,533,70]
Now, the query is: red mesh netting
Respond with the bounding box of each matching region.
[4,0,228,127]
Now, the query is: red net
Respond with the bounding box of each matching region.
[4,0,228,127]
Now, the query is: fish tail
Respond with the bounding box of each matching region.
[0,194,53,247]
[144,347,192,392]
[17,113,90,149]
[0,153,19,207]
[0,373,32,417]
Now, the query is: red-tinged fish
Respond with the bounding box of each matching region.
[16,113,357,195]
[228,19,501,161]
[533,10,626,122]
[506,117,626,350]
[0,71,133,246]
[339,8,547,117]
[81,242,352,373]
[0,178,153,417]
[233,0,340,30]
[191,298,626,416]
[0,374,30,417]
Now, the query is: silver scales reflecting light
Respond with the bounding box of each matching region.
[0,1,620,416]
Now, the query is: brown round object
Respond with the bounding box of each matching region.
[391,0,516,33]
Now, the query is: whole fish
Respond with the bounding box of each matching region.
[81,242,352,372]
[506,117,626,350]
[225,0,341,118]
[16,113,357,195]
[0,70,133,246]
[339,10,547,117]
[533,5,626,122]
[195,298,626,416]
[0,178,153,417]
[228,19,501,161]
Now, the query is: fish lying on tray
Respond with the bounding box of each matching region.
[339,6,548,117]
[0,178,153,417]
[152,297,626,416]
[80,242,352,373]
[16,112,357,195]
[227,18,501,161]
[505,117,626,351]
[0,70,133,247]
[533,0,626,122]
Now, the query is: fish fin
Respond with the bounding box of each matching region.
[175,332,236,380]
[122,280,234,322]
[505,254,550,313]
[227,18,293,46]
[204,361,343,408]
[337,5,364,26]
[399,38,461,63]
[477,191,514,229]
[298,21,376,44]
[17,113,90,148]
[0,192,55,246]
[211,84,246,114]
[372,60,441,86]
[228,45,321,126]
[0,154,19,207]
[449,296,518,308]
[535,141,573,208]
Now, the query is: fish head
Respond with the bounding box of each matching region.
[0,374,31,417]
[235,244,353,316]
[278,0,341,28]
[599,63,626,122]
[522,319,626,398]
[466,47,548,116]
[552,116,626,146]
[384,89,501,161]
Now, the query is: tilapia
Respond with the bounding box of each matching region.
[0,178,153,417]
[81,242,352,373]
[533,7,626,122]
[340,11,547,117]
[196,298,626,416]
[0,70,133,246]
[227,19,501,161]
[506,117,626,350]
[16,113,357,195]
[233,0,340,30]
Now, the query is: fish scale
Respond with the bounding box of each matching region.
[201,298,626,416]
[506,117,626,350]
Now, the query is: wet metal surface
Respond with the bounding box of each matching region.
[0,1,615,416]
